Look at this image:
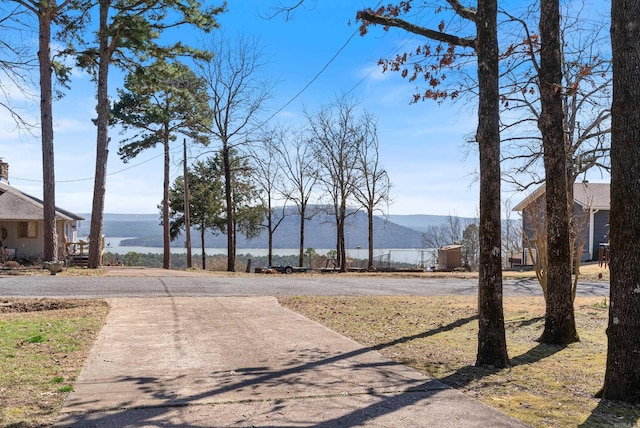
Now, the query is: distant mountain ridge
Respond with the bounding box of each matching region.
[76,210,462,250]
[386,214,477,232]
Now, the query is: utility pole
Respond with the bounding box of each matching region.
[183,138,192,268]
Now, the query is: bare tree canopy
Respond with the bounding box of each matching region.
[306,96,368,272]
[270,126,320,267]
[352,113,391,270]
[0,4,37,127]
[251,126,289,266]
[499,3,611,191]
[198,32,274,271]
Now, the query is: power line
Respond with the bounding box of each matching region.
[18,3,384,185]
[11,153,164,184]
[256,1,385,128]
[257,28,360,128]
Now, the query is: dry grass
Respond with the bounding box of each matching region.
[279,294,639,428]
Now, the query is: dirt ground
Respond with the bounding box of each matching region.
[0,298,97,313]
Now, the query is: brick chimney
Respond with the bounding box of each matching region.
[0,158,8,183]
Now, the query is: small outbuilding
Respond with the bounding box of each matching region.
[438,244,462,271]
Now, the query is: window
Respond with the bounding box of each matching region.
[18,221,37,238]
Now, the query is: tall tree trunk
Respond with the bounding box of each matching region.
[298,203,306,267]
[162,134,170,270]
[38,10,57,262]
[334,213,341,268]
[267,203,273,266]
[183,138,192,268]
[200,228,206,269]
[222,143,235,271]
[475,0,510,368]
[88,0,110,269]
[538,0,579,344]
[367,207,374,270]
[339,203,347,272]
[600,1,640,402]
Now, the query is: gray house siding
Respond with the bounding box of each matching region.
[514,182,610,262]
[592,210,610,258]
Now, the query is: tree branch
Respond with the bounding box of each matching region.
[262,0,305,21]
[358,10,476,49]
[445,0,477,22]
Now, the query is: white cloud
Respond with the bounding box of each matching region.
[356,64,389,82]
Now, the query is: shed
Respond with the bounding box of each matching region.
[438,244,462,270]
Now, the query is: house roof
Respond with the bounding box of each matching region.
[573,182,610,209]
[0,181,84,221]
[513,182,610,211]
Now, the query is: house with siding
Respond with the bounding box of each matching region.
[513,181,610,262]
[0,159,84,262]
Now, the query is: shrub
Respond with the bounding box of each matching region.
[3,260,20,269]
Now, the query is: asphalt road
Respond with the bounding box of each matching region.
[0,273,609,298]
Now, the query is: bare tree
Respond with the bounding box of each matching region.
[522,197,549,298]
[461,222,479,270]
[499,6,608,340]
[422,224,452,251]
[198,33,273,272]
[421,214,465,265]
[273,127,320,267]
[307,97,364,272]
[599,0,640,401]
[500,3,611,190]
[252,127,288,266]
[421,214,478,270]
[352,112,390,271]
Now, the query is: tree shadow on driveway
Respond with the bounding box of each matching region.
[57,314,529,427]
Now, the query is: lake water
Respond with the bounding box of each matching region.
[104,237,435,266]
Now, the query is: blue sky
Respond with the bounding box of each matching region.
[0,1,600,217]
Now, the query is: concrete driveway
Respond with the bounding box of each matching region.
[55,296,530,427]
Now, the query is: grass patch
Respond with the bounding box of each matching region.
[279,295,640,428]
[0,299,109,427]
[26,334,45,344]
